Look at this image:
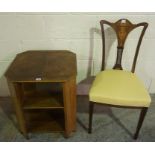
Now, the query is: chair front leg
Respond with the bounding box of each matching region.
[134,107,148,139]
[88,101,94,133]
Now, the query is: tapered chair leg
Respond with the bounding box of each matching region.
[88,101,94,133]
[134,107,148,139]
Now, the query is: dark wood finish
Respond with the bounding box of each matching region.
[68,78,77,131]
[89,19,149,139]
[100,19,148,71]
[88,101,149,138]
[26,110,65,133]
[134,107,148,139]
[63,77,77,137]
[5,50,77,138]
[23,92,64,110]
[5,50,77,82]
[22,83,64,110]
[88,101,94,134]
[7,81,28,138]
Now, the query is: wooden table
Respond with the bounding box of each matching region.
[5,50,77,138]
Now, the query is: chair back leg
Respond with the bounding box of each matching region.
[134,107,148,139]
[88,101,94,133]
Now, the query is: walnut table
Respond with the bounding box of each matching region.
[5,50,77,138]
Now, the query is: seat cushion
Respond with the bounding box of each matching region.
[89,69,151,107]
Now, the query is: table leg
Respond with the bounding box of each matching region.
[7,81,28,139]
[63,77,76,137]
[69,78,77,131]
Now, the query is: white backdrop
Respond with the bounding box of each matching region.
[0,12,155,96]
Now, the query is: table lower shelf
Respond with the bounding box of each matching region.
[25,109,65,133]
[23,91,64,110]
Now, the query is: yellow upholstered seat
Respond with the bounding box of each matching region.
[89,69,151,107]
[88,19,149,139]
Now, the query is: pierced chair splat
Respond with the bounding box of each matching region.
[88,19,150,139]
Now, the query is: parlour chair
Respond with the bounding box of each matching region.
[88,19,151,139]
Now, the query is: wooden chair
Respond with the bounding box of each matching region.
[88,19,150,139]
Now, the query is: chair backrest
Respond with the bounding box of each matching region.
[100,19,148,73]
